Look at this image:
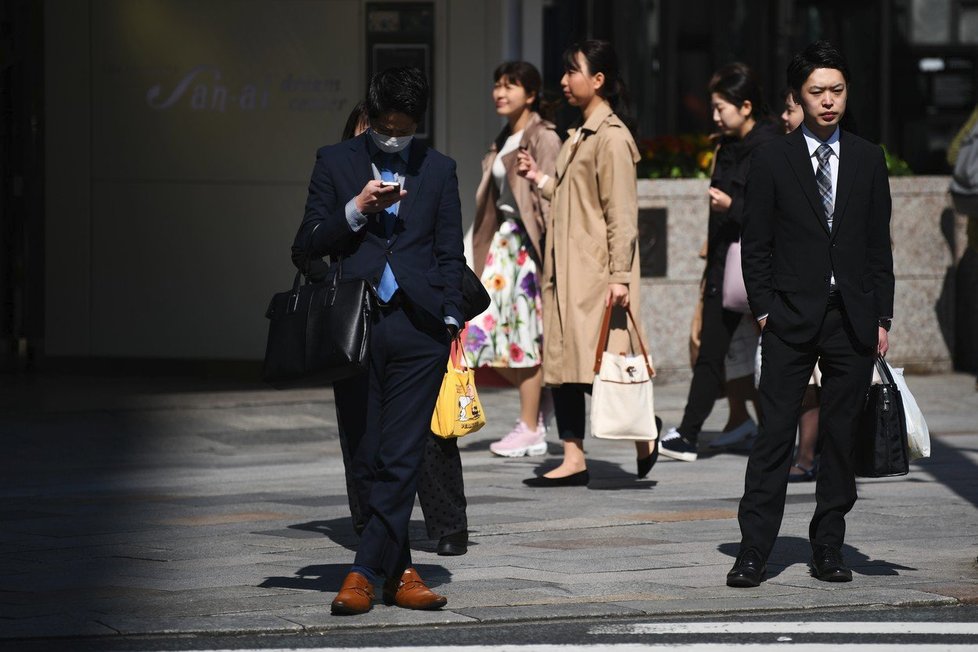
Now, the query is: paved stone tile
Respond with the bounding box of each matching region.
[0,615,118,639]
[1,372,976,639]
[279,605,478,630]
[514,536,669,550]
[455,601,646,622]
[153,511,299,527]
[96,613,305,636]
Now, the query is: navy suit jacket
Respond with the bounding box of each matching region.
[741,127,894,349]
[293,133,465,327]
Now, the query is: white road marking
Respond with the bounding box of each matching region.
[127,644,978,652]
[587,622,978,636]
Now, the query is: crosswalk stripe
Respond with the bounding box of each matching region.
[130,643,978,652]
[588,622,978,636]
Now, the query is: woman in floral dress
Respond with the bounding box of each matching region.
[467,61,561,457]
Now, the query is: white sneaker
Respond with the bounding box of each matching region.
[489,421,547,457]
[708,418,758,448]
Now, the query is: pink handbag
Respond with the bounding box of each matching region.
[722,240,751,313]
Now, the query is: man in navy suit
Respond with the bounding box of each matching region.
[727,42,894,588]
[293,67,464,614]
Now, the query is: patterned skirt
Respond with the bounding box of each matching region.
[463,217,543,369]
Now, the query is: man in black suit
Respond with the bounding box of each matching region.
[727,41,894,587]
[294,67,464,614]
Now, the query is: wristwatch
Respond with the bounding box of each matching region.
[879,319,892,332]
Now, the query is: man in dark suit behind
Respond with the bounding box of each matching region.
[727,41,894,588]
[293,67,464,614]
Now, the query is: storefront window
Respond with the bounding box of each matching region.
[911,0,952,44]
[961,7,978,43]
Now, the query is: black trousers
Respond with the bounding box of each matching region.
[736,303,874,559]
[333,299,452,578]
[335,380,468,540]
[551,383,592,441]
[678,292,746,443]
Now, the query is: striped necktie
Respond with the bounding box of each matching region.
[815,144,834,232]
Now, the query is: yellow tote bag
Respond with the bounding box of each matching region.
[431,338,486,438]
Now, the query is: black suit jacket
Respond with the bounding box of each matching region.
[293,133,465,327]
[741,127,894,349]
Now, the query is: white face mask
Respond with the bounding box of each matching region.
[370,129,414,153]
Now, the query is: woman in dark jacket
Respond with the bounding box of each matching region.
[660,63,781,461]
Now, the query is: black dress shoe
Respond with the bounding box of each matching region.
[637,417,663,479]
[437,530,468,556]
[523,470,589,487]
[811,545,852,582]
[726,548,766,587]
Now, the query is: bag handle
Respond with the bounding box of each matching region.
[592,299,655,377]
[448,335,468,370]
[875,355,896,386]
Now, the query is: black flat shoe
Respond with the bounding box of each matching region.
[523,470,589,487]
[726,548,766,588]
[811,545,852,582]
[637,418,663,478]
[787,463,816,483]
[437,530,468,556]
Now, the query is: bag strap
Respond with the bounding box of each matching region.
[876,355,895,386]
[449,335,468,370]
[592,299,655,377]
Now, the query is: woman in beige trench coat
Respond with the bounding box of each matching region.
[516,40,658,487]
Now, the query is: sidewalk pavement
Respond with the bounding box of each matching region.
[1,370,977,640]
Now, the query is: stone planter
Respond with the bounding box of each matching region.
[636,176,960,384]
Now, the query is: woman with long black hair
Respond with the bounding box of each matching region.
[516,40,656,486]
[660,62,781,462]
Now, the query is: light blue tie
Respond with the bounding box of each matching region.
[376,164,399,302]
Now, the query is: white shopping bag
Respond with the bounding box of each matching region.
[886,362,931,461]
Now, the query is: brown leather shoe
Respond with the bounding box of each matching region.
[383,567,447,610]
[330,571,374,615]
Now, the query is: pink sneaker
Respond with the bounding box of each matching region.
[489,421,547,457]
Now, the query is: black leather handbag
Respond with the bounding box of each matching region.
[855,357,910,478]
[262,260,372,386]
[462,265,491,321]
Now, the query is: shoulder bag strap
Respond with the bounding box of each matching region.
[625,305,656,378]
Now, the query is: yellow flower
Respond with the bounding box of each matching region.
[698,150,714,171]
[490,274,507,290]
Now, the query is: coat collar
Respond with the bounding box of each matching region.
[783,126,858,238]
[833,131,858,234]
[568,100,614,139]
[784,127,831,236]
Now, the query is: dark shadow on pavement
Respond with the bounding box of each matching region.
[918,436,978,511]
[521,457,659,490]
[259,562,452,592]
[288,517,360,551]
[718,536,916,580]
[287,517,450,553]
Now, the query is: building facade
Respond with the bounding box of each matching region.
[1,0,973,369]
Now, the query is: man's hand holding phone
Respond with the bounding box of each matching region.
[355,180,406,214]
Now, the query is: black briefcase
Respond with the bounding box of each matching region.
[262,265,372,386]
[855,357,909,478]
